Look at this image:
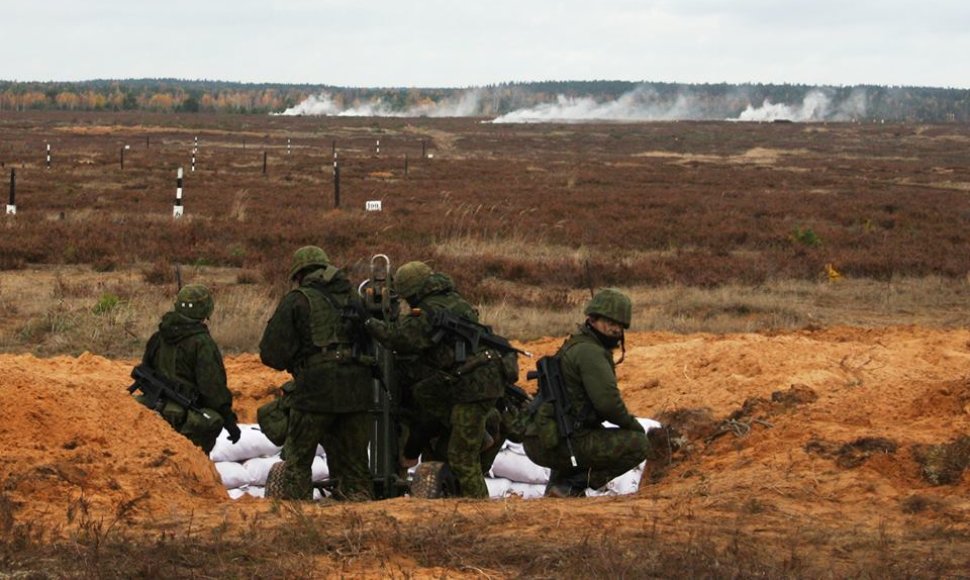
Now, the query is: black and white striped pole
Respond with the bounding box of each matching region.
[333,155,340,209]
[6,169,14,215]
[376,139,380,156]
[46,143,51,169]
[287,138,291,155]
[173,167,184,219]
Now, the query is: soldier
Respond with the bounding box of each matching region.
[364,261,504,498]
[523,288,655,498]
[259,246,374,501]
[136,284,240,454]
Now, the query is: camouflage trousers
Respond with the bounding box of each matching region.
[443,399,498,499]
[279,408,373,501]
[523,427,651,491]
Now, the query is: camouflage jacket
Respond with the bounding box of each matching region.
[144,311,236,425]
[557,324,642,432]
[259,267,372,413]
[370,273,504,403]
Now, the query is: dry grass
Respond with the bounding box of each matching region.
[3,264,967,356]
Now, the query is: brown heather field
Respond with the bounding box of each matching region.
[1,111,969,578]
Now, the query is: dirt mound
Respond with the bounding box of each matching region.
[1,326,968,575]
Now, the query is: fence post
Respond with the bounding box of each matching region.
[173,167,184,219]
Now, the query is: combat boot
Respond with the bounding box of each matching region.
[543,470,588,498]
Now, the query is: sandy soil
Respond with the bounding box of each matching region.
[1,326,968,575]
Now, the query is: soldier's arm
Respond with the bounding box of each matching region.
[572,343,643,431]
[194,336,234,421]
[365,310,435,353]
[259,292,304,372]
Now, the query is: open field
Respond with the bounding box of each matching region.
[1,111,968,577]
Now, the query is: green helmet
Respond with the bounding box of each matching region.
[393,261,433,298]
[584,288,632,329]
[289,245,330,280]
[175,284,214,320]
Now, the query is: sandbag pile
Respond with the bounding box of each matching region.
[210,418,661,499]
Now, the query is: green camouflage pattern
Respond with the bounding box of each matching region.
[143,310,236,453]
[523,323,651,492]
[276,407,373,500]
[393,260,433,299]
[174,283,214,320]
[288,245,331,280]
[584,287,632,328]
[259,268,372,413]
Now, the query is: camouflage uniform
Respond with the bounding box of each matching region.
[366,265,503,498]
[259,248,373,500]
[139,285,238,454]
[523,289,653,496]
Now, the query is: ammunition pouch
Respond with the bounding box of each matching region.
[180,407,224,438]
[257,381,294,446]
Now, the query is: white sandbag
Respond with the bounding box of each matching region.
[588,461,645,496]
[227,487,247,500]
[246,486,266,498]
[507,481,546,499]
[244,455,282,486]
[311,455,330,482]
[215,461,253,489]
[209,424,281,462]
[490,448,550,484]
[485,477,513,498]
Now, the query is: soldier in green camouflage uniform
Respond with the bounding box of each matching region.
[259,246,374,501]
[523,288,654,497]
[364,261,503,498]
[138,284,241,454]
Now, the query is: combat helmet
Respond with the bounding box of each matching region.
[175,284,214,320]
[584,288,632,329]
[289,246,330,280]
[393,261,433,299]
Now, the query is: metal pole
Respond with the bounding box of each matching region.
[334,163,340,208]
[6,168,15,215]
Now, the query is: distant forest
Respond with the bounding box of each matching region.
[1,79,968,122]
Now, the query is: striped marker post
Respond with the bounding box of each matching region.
[192,136,198,172]
[287,138,291,155]
[46,143,51,169]
[333,156,340,209]
[6,169,14,215]
[376,139,380,156]
[173,167,184,219]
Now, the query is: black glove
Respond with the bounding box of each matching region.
[226,423,242,444]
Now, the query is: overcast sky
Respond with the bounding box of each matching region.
[3,0,969,89]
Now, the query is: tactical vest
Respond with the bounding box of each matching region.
[557,332,611,426]
[295,286,354,351]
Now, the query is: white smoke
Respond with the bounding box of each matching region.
[733,89,868,122]
[490,87,703,123]
[278,90,483,117]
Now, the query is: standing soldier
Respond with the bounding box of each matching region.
[523,288,655,497]
[259,246,374,500]
[134,284,241,454]
[364,261,505,499]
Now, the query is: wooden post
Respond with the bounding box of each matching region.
[6,168,15,215]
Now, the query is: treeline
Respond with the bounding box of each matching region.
[1,79,969,121]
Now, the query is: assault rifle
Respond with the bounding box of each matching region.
[428,309,529,363]
[128,364,213,419]
[527,356,578,467]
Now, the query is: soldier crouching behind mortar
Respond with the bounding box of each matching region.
[363,261,505,499]
[523,288,658,498]
[259,246,374,501]
[132,284,241,454]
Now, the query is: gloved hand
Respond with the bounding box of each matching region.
[226,422,242,444]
